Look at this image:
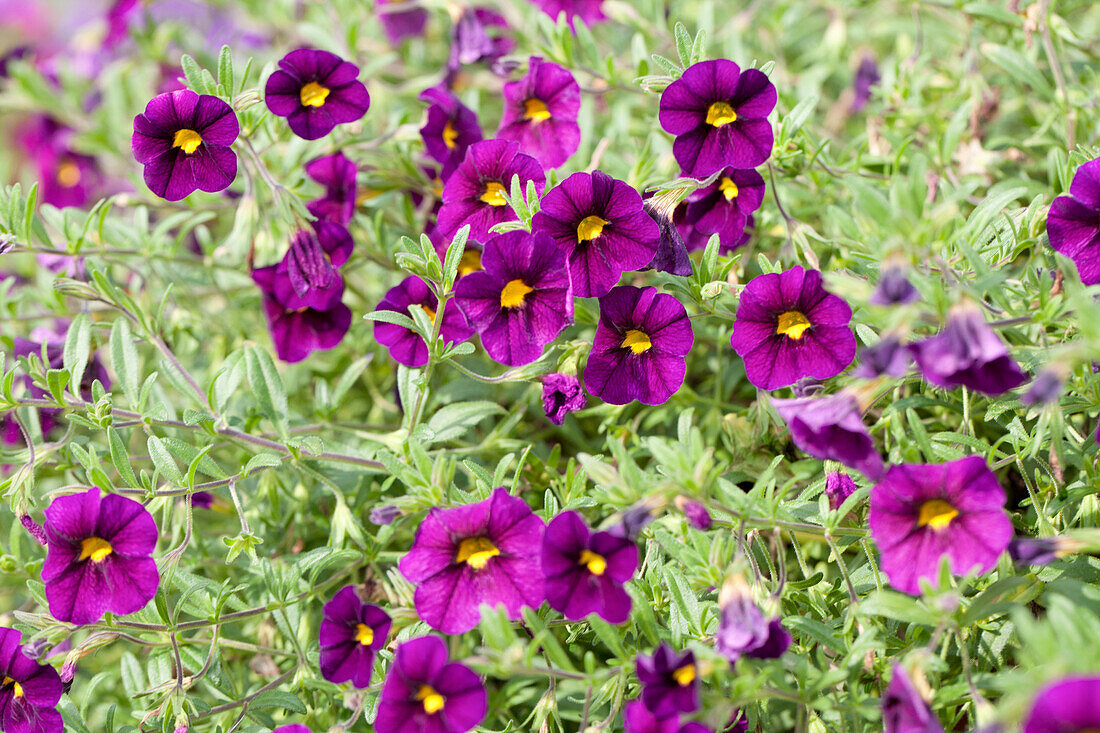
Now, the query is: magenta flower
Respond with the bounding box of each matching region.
[730,266,857,391]
[1047,157,1100,284]
[636,644,699,718]
[447,7,514,71]
[908,303,1027,395]
[675,497,712,530]
[642,199,693,277]
[532,171,660,297]
[273,726,310,733]
[256,222,354,312]
[542,373,586,425]
[375,636,487,733]
[420,86,483,181]
[659,60,777,177]
[584,285,694,405]
[496,57,581,169]
[398,487,544,634]
[305,153,357,224]
[825,472,857,510]
[18,116,104,209]
[681,168,765,252]
[869,265,920,306]
[42,486,160,625]
[882,665,943,733]
[437,139,546,240]
[530,0,607,30]
[252,266,352,363]
[854,336,910,378]
[852,54,880,112]
[1008,536,1077,567]
[714,577,789,663]
[623,700,710,733]
[0,627,63,733]
[377,0,428,44]
[131,89,238,201]
[373,276,474,368]
[264,49,370,140]
[319,585,391,688]
[543,510,637,623]
[868,456,1013,595]
[770,392,884,479]
[1024,676,1100,733]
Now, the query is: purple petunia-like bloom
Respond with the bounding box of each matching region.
[659,60,777,178]
[870,264,920,306]
[852,54,880,113]
[496,57,581,169]
[882,665,944,733]
[771,392,884,479]
[623,700,710,733]
[584,286,694,405]
[530,0,607,30]
[131,89,238,201]
[908,303,1027,395]
[253,264,352,363]
[854,336,911,378]
[681,167,765,252]
[377,0,428,44]
[19,116,105,209]
[0,627,63,733]
[398,488,544,634]
[1023,676,1100,733]
[420,86,483,182]
[375,636,487,733]
[305,153,357,224]
[636,644,700,718]
[319,585,391,688]
[373,276,474,368]
[437,139,545,241]
[447,7,514,71]
[272,726,310,733]
[868,456,1013,595]
[532,171,660,297]
[676,497,712,530]
[730,266,857,391]
[825,472,858,510]
[1047,157,1100,285]
[453,230,573,366]
[255,222,354,313]
[642,199,693,277]
[714,576,790,663]
[42,486,160,625]
[542,373,586,424]
[542,510,638,623]
[265,49,370,140]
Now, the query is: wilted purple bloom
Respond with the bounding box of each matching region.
[420,86,483,181]
[373,276,474,368]
[131,89,238,201]
[1021,369,1064,405]
[377,0,427,44]
[20,515,47,546]
[496,57,580,169]
[771,392,884,479]
[852,55,880,112]
[676,498,712,530]
[370,505,402,525]
[623,700,710,733]
[259,222,354,312]
[714,577,790,662]
[868,456,1012,595]
[1007,536,1078,567]
[642,199,692,277]
[883,665,943,733]
[42,486,160,625]
[265,49,370,140]
[854,337,911,378]
[305,153,357,224]
[189,492,215,510]
[532,171,660,297]
[543,510,637,623]
[870,265,920,306]
[1024,676,1100,733]
[681,168,765,252]
[18,116,104,209]
[376,636,486,733]
[252,265,352,363]
[448,7,514,70]
[659,60,777,177]
[437,139,545,241]
[731,266,857,391]
[319,585,391,688]
[530,0,607,30]
[542,373,586,424]
[825,472,858,510]
[0,627,63,733]
[908,304,1027,395]
[398,488,544,634]
[636,644,699,718]
[1047,157,1100,285]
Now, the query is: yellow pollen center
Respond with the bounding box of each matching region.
[455,536,500,570]
[621,329,652,354]
[706,101,737,127]
[917,500,958,531]
[57,160,81,187]
[500,279,533,308]
[719,177,739,201]
[417,685,445,714]
[524,98,551,121]
[354,623,373,646]
[458,249,483,276]
[300,81,330,107]
[79,536,113,563]
[579,550,607,575]
[442,120,458,149]
[3,677,22,698]
[577,215,609,242]
[480,181,508,206]
[776,310,811,340]
[172,128,203,155]
[672,664,696,687]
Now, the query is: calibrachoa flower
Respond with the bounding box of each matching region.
[375,636,487,733]
[264,49,370,140]
[642,198,693,277]
[623,700,710,733]
[730,266,857,391]
[1021,369,1065,405]
[420,85,483,181]
[908,303,1027,395]
[583,286,694,405]
[437,139,545,241]
[1046,157,1100,285]
[18,116,104,209]
[377,0,427,44]
[260,222,355,312]
[675,497,712,530]
[530,0,607,30]
[0,627,63,733]
[770,392,884,479]
[319,585,391,688]
[398,487,544,634]
[131,89,238,201]
[1023,676,1100,732]
[869,264,920,306]
[636,644,700,718]
[681,167,765,251]
[1007,536,1080,567]
[373,276,474,368]
[852,54,880,112]
[714,576,790,663]
[42,486,160,625]
[825,472,858,510]
[542,510,638,623]
[531,171,660,297]
[658,59,777,177]
[868,456,1013,595]
[882,665,943,733]
[447,7,514,71]
[854,336,910,378]
[496,57,580,169]
[305,153,357,224]
[542,373,586,424]
[273,725,311,733]
[253,266,352,363]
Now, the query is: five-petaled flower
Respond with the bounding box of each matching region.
[319,585,391,688]
[253,264,353,363]
[420,85,483,181]
[1023,676,1100,733]
[375,636,487,733]
[542,510,638,623]
[714,575,790,663]
[636,644,700,718]
[530,0,608,30]
[496,57,581,169]
[882,664,943,733]
[373,276,474,368]
[305,153,358,225]
[1046,156,1100,285]
[0,627,63,733]
[437,139,546,241]
[622,700,711,733]
[680,167,765,253]
[770,391,884,479]
[265,49,371,140]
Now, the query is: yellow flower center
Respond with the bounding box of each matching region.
[576,215,609,243]
[706,101,737,127]
[500,279,533,308]
[621,329,652,354]
[56,160,82,187]
[480,181,508,206]
[719,177,739,201]
[917,499,958,531]
[455,536,500,570]
[354,623,373,646]
[300,81,330,107]
[3,677,23,697]
[672,664,696,687]
[579,549,607,575]
[524,98,551,121]
[172,128,203,155]
[458,249,483,277]
[442,120,458,150]
[775,310,811,340]
[79,536,113,563]
[417,685,445,714]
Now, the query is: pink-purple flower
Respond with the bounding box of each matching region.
[680,167,765,252]
[770,392,884,479]
[908,303,1027,395]
[252,264,352,364]
[1047,157,1100,285]
[714,576,790,663]
[530,0,607,30]
[420,85,483,182]
[319,585,391,688]
[623,700,710,733]
[636,644,699,718]
[375,636,487,733]
[882,665,943,733]
[542,373,586,425]
[825,472,858,510]
[0,627,63,733]
[1023,676,1100,733]
[437,139,545,241]
[377,0,428,44]
[265,49,371,140]
[496,57,581,169]
[542,510,637,623]
[447,7,514,71]
[305,152,357,225]
[373,276,474,368]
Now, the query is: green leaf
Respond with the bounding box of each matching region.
[217,45,233,93]
[180,54,209,94]
[363,309,418,331]
[109,318,140,405]
[245,345,288,439]
[425,401,504,445]
[248,690,306,713]
[147,436,186,487]
[673,22,693,68]
[242,452,282,477]
[107,427,139,488]
[63,312,90,396]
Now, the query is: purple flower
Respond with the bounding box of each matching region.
[623,700,710,733]
[1047,157,1100,285]
[375,636,486,733]
[681,168,765,252]
[253,266,352,363]
[189,492,215,510]
[908,303,1027,395]
[18,116,105,209]
[131,89,238,201]
[437,139,545,241]
[0,627,63,733]
[584,286,694,405]
[854,337,911,378]
[770,392,884,479]
[825,472,858,510]
[377,0,428,44]
[1007,536,1079,567]
[42,486,160,625]
[675,497,712,530]
[1024,676,1100,733]
[1021,369,1065,405]
[852,54,880,113]
[370,505,402,525]
[868,456,1013,595]
[532,171,660,298]
[319,585,391,688]
[609,501,658,541]
[447,7,514,70]
[305,153,357,225]
[714,576,790,662]
[420,86,483,181]
[636,644,699,718]
[264,49,371,140]
[542,510,637,623]
[398,487,544,634]
[258,222,355,312]
[642,199,693,277]
[373,276,474,368]
[883,665,943,733]
[273,726,311,733]
[530,0,607,30]
[659,60,777,178]
[542,373,586,425]
[870,265,920,306]
[496,57,581,169]
[731,266,857,391]
[453,230,573,366]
